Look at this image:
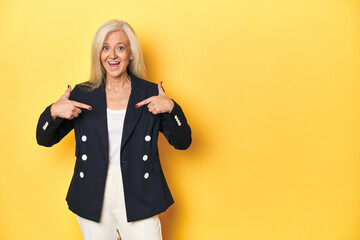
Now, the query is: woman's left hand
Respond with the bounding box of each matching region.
[136,82,174,114]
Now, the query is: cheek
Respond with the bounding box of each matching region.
[100,60,106,69]
[119,54,131,65]
[123,49,132,60]
[100,52,106,63]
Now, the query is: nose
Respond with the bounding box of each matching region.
[109,49,117,59]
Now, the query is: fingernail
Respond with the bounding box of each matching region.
[89,107,92,110]
[68,85,70,89]
[135,104,138,108]
[160,81,163,85]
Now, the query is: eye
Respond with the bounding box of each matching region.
[117,46,124,51]
[102,46,109,51]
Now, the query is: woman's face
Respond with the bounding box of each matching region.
[101,30,132,79]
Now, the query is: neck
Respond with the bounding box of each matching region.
[105,73,130,91]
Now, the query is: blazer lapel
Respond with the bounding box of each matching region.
[121,74,146,150]
[93,82,109,162]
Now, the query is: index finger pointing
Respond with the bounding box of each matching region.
[72,101,92,110]
[136,98,152,108]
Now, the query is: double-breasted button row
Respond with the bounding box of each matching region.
[144,135,151,179]
[80,135,87,178]
[174,115,181,126]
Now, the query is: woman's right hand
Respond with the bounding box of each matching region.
[50,85,92,120]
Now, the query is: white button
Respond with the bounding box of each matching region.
[143,155,148,161]
[80,172,84,178]
[144,173,149,179]
[175,115,179,120]
[82,154,87,161]
[145,135,151,142]
[82,135,87,142]
[42,122,49,130]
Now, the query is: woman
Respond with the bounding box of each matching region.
[36,19,191,240]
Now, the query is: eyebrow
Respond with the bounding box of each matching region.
[103,42,126,45]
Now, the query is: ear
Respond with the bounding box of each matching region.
[130,55,134,60]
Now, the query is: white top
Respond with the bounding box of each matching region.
[107,108,126,165]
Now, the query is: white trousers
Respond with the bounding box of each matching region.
[76,164,163,240]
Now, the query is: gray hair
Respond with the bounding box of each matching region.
[86,19,146,89]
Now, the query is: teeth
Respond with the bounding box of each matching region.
[108,62,120,65]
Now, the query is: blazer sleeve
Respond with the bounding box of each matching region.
[36,87,77,147]
[160,99,192,150]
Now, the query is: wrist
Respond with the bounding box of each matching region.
[168,99,175,113]
[50,104,57,120]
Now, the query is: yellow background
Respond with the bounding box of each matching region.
[0,0,360,239]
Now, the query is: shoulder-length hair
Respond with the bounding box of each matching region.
[84,20,146,90]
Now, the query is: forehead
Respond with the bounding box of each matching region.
[104,30,130,45]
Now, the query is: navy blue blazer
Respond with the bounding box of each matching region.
[36,73,191,222]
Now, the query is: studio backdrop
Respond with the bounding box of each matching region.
[0,0,360,239]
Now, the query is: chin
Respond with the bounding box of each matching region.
[108,71,126,78]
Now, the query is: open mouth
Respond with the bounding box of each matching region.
[108,62,120,68]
